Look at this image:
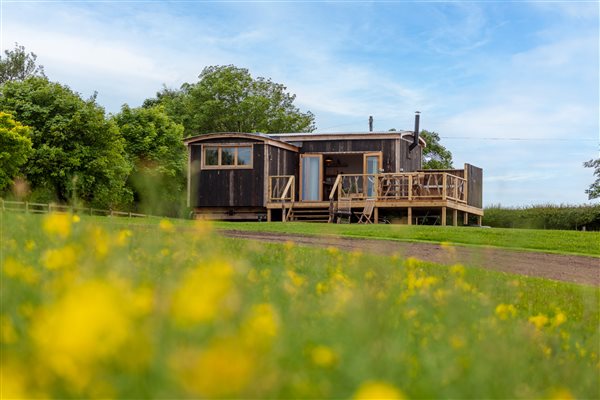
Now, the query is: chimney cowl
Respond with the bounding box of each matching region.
[368,116,373,132]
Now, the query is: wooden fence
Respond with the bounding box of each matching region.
[0,199,149,218]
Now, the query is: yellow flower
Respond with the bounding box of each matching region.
[310,345,337,368]
[170,261,235,325]
[327,246,339,255]
[1,362,30,399]
[72,214,81,223]
[170,339,254,397]
[1,315,17,344]
[3,257,39,284]
[31,280,133,387]
[41,245,77,270]
[528,314,549,330]
[495,303,517,320]
[450,263,465,277]
[24,240,36,251]
[552,310,567,328]
[243,303,279,345]
[353,380,405,399]
[548,387,574,400]
[115,229,133,247]
[89,226,110,259]
[159,219,175,233]
[284,240,295,250]
[449,335,465,349]
[43,213,72,239]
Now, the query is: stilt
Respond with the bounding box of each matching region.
[441,207,447,226]
[452,209,458,226]
[463,212,469,226]
[374,207,379,224]
[477,215,482,226]
[408,207,412,225]
[267,209,272,222]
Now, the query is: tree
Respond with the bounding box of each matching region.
[112,105,186,216]
[584,158,600,200]
[0,77,131,208]
[420,130,453,169]
[0,112,33,192]
[147,65,315,136]
[0,43,45,84]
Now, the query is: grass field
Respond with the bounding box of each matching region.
[2,213,599,398]
[215,221,600,257]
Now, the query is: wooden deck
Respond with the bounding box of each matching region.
[267,171,483,224]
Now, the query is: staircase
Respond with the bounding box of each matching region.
[287,206,331,222]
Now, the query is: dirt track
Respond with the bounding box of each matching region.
[219,230,600,287]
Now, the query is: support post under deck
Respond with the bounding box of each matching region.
[374,207,379,224]
[267,209,272,222]
[463,212,469,226]
[408,207,412,225]
[452,209,458,226]
[441,207,447,226]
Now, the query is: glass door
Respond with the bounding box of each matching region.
[364,152,381,197]
[301,154,322,201]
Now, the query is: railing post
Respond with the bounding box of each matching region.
[408,175,412,201]
[442,174,447,200]
[454,177,458,200]
[25,201,29,213]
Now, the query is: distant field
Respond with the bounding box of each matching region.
[215,221,600,257]
[2,212,599,398]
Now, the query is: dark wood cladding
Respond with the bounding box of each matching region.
[268,147,298,176]
[466,164,483,208]
[397,138,422,171]
[191,143,264,207]
[299,138,421,172]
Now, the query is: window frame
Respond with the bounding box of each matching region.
[201,143,254,170]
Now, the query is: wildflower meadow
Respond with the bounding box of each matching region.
[1,212,599,398]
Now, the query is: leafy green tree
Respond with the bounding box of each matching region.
[0,43,45,84]
[584,158,600,200]
[0,77,131,207]
[147,65,315,136]
[113,105,186,216]
[420,130,453,169]
[0,112,33,191]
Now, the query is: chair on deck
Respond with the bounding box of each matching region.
[335,197,352,224]
[357,198,376,224]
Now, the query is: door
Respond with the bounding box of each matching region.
[300,154,322,201]
[363,152,382,197]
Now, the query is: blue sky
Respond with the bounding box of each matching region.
[2,1,598,206]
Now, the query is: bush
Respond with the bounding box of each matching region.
[483,204,600,231]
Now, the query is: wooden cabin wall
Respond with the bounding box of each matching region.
[300,139,399,172]
[396,139,422,172]
[268,147,298,176]
[466,164,483,208]
[190,140,265,207]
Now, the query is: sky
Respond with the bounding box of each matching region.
[2,0,598,207]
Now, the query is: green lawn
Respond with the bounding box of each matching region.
[215,221,600,256]
[2,212,599,398]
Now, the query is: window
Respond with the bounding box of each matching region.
[202,145,253,169]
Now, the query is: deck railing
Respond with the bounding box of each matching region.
[332,172,466,203]
[268,175,295,202]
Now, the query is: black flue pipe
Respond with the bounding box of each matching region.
[409,111,420,152]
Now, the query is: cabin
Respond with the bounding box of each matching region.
[184,115,483,225]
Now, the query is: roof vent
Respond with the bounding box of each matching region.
[368,116,373,132]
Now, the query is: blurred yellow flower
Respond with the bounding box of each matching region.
[284,240,295,250]
[115,229,133,247]
[89,226,110,259]
[43,213,71,239]
[3,257,39,284]
[528,314,549,330]
[243,303,279,345]
[159,219,175,233]
[450,264,465,277]
[171,339,254,397]
[548,387,574,400]
[353,380,405,399]
[327,246,339,255]
[24,240,36,251]
[72,214,81,223]
[41,245,77,270]
[495,303,517,320]
[552,310,567,328]
[170,261,235,325]
[310,345,337,368]
[1,315,17,343]
[31,280,133,388]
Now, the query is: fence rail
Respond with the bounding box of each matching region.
[0,199,149,218]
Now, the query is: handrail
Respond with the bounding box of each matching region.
[329,175,343,200]
[269,175,295,202]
